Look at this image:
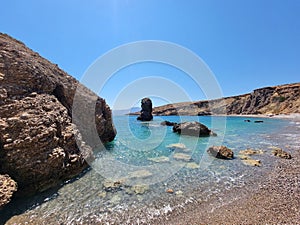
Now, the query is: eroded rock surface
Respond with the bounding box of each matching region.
[0,174,17,208]
[0,33,116,197]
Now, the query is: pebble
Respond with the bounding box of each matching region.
[166,188,174,194]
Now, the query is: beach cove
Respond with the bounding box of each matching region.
[2,115,299,224]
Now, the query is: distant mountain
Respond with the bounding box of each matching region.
[113,107,141,116]
[129,83,300,116]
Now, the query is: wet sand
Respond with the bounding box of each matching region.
[154,121,300,224]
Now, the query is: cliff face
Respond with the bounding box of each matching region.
[151,83,300,116]
[0,33,116,200]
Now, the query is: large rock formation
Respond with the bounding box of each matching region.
[137,98,153,121]
[139,83,300,116]
[0,33,116,200]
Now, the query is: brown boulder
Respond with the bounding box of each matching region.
[0,33,116,196]
[207,146,234,159]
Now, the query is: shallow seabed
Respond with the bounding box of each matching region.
[2,116,299,224]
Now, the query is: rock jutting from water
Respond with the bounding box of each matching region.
[137,98,153,121]
[160,120,177,126]
[207,146,234,159]
[0,33,116,200]
[173,121,217,137]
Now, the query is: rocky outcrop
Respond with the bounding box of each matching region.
[147,83,300,116]
[173,121,217,137]
[0,174,17,209]
[137,98,153,121]
[0,33,116,197]
[207,146,234,159]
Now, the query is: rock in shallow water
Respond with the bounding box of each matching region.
[148,156,170,163]
[173,153,192,162]
[207,146,234,159]
[173,121,217,137]
[166,143,188,151]
[238,155,262,166]
[160,120,177,126]
[271,147,292,159]
[131,184,149,194]
[239,149,264,155]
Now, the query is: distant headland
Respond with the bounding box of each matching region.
[129,82,300,116]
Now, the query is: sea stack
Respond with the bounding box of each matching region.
[137,98,153,121]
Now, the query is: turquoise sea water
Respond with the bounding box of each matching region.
[2,116,299,224]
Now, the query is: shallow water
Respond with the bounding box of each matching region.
[1,116,299,224]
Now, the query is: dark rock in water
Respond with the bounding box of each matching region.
[160,120,177,126]
[0,33,116,197]
[254,120,264,123]
[172,121,217,137]
[197,111,212,116]
[137,98,153,121]
[0,174,17,209]
[207,146,234,159]
[244,119,251,122]
[271,148,292,159]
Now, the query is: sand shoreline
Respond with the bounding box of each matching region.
[211,113,300,121]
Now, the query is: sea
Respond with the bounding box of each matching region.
[1,115,300,224]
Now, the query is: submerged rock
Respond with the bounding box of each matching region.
[238,155,261,166]
[0,174,17,208]
[173,121,217,137]
[166,143,188,151]
[160,121,177,126]
[271,147,292,159]
[137,98,153,121]
[103,179,124,192]
[131,184,149,194]
[239,149,264,155]
[185,162,200,169]
[207,146,234,159]
[0,33,116,196]
[148,156,170,163]
[128,170,153,179]
[173,153,192,162]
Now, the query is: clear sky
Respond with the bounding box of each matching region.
[1,0,299,109]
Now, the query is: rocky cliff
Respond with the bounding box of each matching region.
[149,83,300,116]
[0,33,116,203]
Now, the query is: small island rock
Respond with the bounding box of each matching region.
[137,98,153,121]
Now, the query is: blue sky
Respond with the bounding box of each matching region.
[1,0,299,109]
